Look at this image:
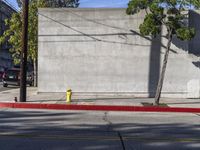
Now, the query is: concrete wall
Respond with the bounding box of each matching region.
[38,8,200,98]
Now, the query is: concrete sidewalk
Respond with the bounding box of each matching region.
[0,87,200,108]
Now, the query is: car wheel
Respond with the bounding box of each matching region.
[3,83,8,87]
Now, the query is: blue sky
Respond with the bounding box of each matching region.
[3,0,19,10]
[5,0,129,10]
[80,0,129,8]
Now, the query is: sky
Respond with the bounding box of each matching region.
[4,0,129,10]
[3,0,19,10]
[80,0,129,8]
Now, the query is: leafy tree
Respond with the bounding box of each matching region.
[17,0,79,8]
[127,0,200,105]
[0,0,79,86]
[0,13,22,65]
[0,0,46,86]
[45,0,79,7]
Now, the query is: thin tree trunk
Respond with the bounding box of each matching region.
[155,30,173,105]
[33,59,37,87]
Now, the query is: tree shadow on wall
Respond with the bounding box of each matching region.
[172,10,200,70]
[148,34,161,97]
[131,10,200,97]
[192,61,200,69]
[130,30,162,98]
[188,11,200,71]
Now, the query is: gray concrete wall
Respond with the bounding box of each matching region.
[38,8,200,98]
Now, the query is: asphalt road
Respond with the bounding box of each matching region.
[0,108,200,150]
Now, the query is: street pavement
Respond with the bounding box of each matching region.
[0,87,200,149]
[0,81,18,92]
[0,108,200,150]
[0,87,200,108]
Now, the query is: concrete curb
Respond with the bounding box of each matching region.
[0,102,200,113]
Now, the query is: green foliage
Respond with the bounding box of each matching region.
[45,0,79,8]
[176,27,195,40]
[149,2,164,15]
[0,13,22,64]
[17,0,79,8]
[126,0,200,40]
[0,0,46,64]
[126,0,149,14]
[139,14,162,36]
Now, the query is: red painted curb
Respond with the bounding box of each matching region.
[0,102,200,113]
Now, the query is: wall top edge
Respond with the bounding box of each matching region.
[38,8,200,12]
[38,8,127,12]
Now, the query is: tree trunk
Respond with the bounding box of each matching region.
[154,30,173,105]
[33,59,38,87]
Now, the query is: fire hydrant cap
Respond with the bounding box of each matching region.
[67,89,72,92]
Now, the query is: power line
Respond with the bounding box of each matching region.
[38,12,140,46]
[60,8,129,32]
[38,11,177,53]
[38,13,101,42]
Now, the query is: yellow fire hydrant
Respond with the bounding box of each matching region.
[66,89,72,103]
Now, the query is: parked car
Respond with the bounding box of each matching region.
[0,71,3,81]
[0,68,6,81]
[2,68,33,87]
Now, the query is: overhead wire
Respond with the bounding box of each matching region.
[60,8,129,32]
[38,12,145,46]
[38,11,177,52]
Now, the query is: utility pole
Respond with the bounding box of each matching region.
[20,0,29,102]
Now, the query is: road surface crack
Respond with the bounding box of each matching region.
[102,112,113,131]
[102,112,126,149]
